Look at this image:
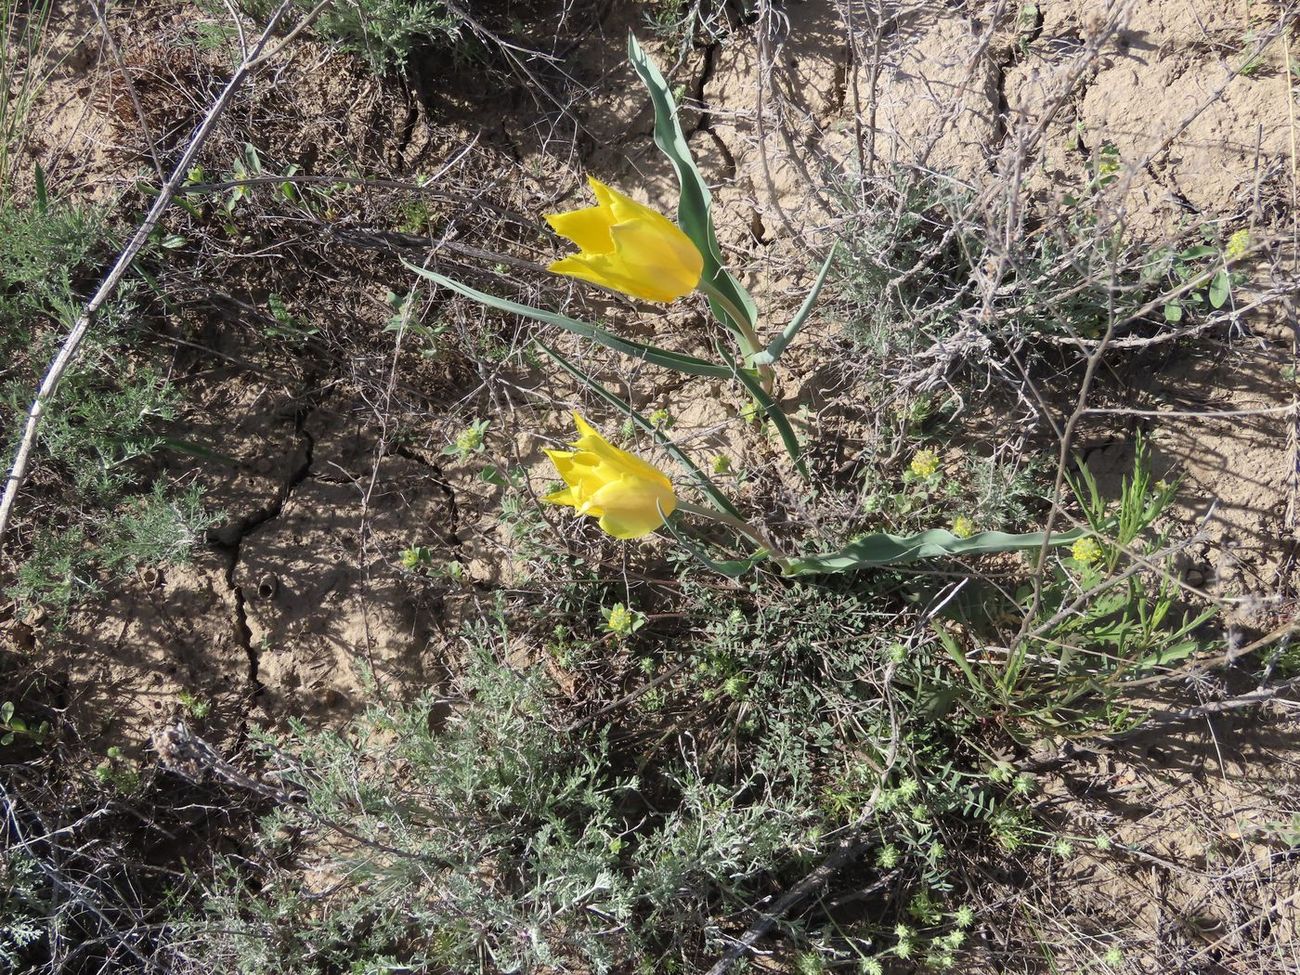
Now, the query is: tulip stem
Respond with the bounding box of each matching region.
[675,500,790,569]
[696,278,775,392]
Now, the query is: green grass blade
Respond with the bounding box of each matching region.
[934,626,988,699]
[627,32,757,335]
[407,262,734,379]
[33,163,47,213]
[785,527,1087,577]
[535,338,741,517]
[750,245,836,367]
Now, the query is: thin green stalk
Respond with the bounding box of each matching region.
[675,498,790,570]
[697,276,775,390]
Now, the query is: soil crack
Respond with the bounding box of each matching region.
[209,407,317,703]
[392,443,461,547]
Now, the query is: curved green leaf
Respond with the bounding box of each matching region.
[750,245,837,367]
[627,33,758,335]
[534,339,741,518]
[785,527,1087,577]
[405,262,734,379]
[660,510,767,578]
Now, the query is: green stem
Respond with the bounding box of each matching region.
[675,499,790,569]
[696,277,775,392]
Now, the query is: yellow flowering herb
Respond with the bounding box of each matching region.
[950,515,975,539]
[909,448,940,479]
[545,176,703,303]
[544,413,676,539]
[604,603,644,637]
[1071,536,1103,565]
[1225,228,1250,262]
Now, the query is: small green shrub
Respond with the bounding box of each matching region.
[182,613,822,973]
[1,196,216,620]
[233,0,467,74]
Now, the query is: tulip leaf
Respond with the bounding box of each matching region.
[717,344,808,480]
[750,245,837,368]
[628,33,758,337]
[660,509,768,579]
[784,527,1087,577]
[405,262,734,379]
[535,338,742,518]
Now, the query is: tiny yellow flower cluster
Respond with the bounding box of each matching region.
[455,425,485,454]
[1071,536,1104,565]
[909,448,940,479]
[950,515,975,539]
[1225,228,1250,262]
[605,603,637,636]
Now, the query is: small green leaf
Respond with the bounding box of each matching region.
[1,701,13,724]
[1208,268,1230,309]
[1164,301,1183,323]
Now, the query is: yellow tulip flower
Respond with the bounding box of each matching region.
[545,176,703,303]
[543,413,676,539]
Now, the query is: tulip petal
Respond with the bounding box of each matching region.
[547,252,680,303]
[599,181,690,247]
[608,218,702,300]
[545,205,615,255]
[544,485,579,508]
[590,476,676,539]
[569,413,674,490]
[545,253,634,296]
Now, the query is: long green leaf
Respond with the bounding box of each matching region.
[405,262,733,379]
[660,511,767,578]
[785,527,1087,577]
[750,245,837,367]
[535,339,741,517]
[627,33,757,335]
[717,344,808,480]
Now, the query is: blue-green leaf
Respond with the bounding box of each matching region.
[535,338,741,518]
[785,527,1087,577]
[750,245,837,367]
[627,33,758,336]
[405,262,733,379]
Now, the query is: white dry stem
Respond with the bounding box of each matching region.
[0,0,328,543]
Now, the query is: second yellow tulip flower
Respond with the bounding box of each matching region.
[544,413,677,539]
